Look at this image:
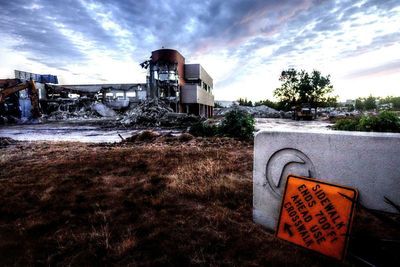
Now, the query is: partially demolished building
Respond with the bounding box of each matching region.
[0,49,214,122]
[141,48,214,117]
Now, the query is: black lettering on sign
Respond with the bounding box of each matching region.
[301,210,312,222]
[312,186,347,231]
[310,224,326,244]
[297,184,317,208]
[285,196,315,247]
[315,209,339,243]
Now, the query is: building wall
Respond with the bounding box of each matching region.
[184,64,213,89]
[199,65,213,89]
[182,63,214,117]
[184,64,200,80]
[151,49,186,86]
[181,84,214,106]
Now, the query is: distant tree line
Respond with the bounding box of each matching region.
[273,68,337,111]
[236,98,285,110]
[234,68,399,112]
[214,101,224,108]
[355,95,400,111]
[236,68,338,111]
[237,98,253,107]
[380,96,400,110]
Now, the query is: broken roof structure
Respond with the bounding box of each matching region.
[141,48,214,118]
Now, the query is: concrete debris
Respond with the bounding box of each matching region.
[214,105,281,118]
[160,112,200,127]
[121,99,172,126]
[92,103,117,117]
[121,99,198,127]
[44,99,98,121]
[42,98,200,127]
[46,107,99,121]
[45,101,119,120]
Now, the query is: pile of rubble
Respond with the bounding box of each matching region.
[121,99,173,126]
[214,104,283,118]
[42,99,199,127]
[121,99,199,127]
[46,107,99,121]
[45,102,117,121]
[92,103,116,117]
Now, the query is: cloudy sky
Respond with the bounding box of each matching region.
[0,0,399,101]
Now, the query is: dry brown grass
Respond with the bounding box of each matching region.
[0,137,398,266]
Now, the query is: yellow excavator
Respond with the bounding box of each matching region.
[0,79,41,118]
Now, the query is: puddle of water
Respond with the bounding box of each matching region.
[256,118,332,131]
[0,119,333,143]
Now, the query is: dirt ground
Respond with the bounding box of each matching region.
[0,136,399,266]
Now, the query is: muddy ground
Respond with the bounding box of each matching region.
[0,136,399,266]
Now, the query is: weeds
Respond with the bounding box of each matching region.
[0,140,397,266]
[190,109,255,140]
[333,111,400,132]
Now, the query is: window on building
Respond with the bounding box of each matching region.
[115,92,125,99]
[126,92,136,98]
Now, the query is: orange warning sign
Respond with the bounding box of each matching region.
[276,175,358,261]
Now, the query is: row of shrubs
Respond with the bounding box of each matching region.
[332,111,400,132]
[189,109,255,140]
[189,109,399,140]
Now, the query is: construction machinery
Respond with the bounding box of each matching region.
[292,103,314,120]
[0,78,41,119]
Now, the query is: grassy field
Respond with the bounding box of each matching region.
[0,136,398,266]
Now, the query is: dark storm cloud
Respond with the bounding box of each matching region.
[0,0,114,67]
[1,0,313,65]
[0,0,399,76]
[267,0,400,61]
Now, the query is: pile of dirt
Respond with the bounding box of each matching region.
[0,137,17,148]
[122,130,195,145]
[123,130,162,142]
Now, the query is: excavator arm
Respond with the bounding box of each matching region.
[0,79,41,118]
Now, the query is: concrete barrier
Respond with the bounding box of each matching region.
[253,129,400,231]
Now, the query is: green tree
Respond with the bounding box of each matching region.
[237,98,253,107]
[273,68,298,110]
[364,95,377,110]
[355,98,364,110]
[219,109,255,140]
[380,96,400,110]
[274,68,335,110]
[319,96,339,108]
[333,111,400,132]
[391,97,400,110]
[214,101,224,108]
